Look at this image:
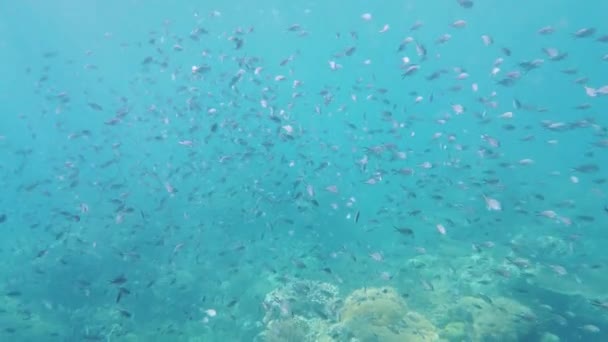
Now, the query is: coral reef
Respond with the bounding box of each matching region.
[261,279,341,324]
[257,279,340,342]
[257,315,333,342]
[259,315,310,342]
[336,286,439,342]
[257,279,543,342]
[258,284,439,342]
[437,296,536,341]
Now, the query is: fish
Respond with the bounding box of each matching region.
[35,249,48,259]
[116,287,130,303]
[478,293,493,305]
[483,195,502,211]
[87,102,103,111]
[579,324,600,333]
[573,28,596,38]
[538,26,555,35]
[110,275,128,285]
[590,299,608,310]
[573,164,599,173]
[118,309,132,318]
[420,280,434,291]
[457,0,474,8]
[393,226,414,236]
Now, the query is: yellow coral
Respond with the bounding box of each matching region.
[340,287,405,325]
[338,287,439,342]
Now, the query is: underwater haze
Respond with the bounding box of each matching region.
[1,0,608,341]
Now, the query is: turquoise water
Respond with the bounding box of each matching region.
[1,1,608,341]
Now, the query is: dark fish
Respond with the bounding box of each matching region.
[393,226,414,236]
[43,51,58,58]
[478,293,493,304]
[292,259,306,269]
[88,103,103,111]
[513,99,522,109]
[58,210,80,222]
[426,71,442,81]
[287,24,301,32]
[590,299,608,310]
[233,37,244,50]
[498,78,517,87]
[116,287,130,303]
[0,214,6,223]
[118,309,132,318]
[354,211,360,223]
[410,21,423,31]
[344,46,356,56]
[35,249,48,259]
[457,0,474,8]
[577,215,595,222]
[110,274,128,285]
[573,164,599,173]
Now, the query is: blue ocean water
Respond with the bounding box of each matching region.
[1,0,608,341]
